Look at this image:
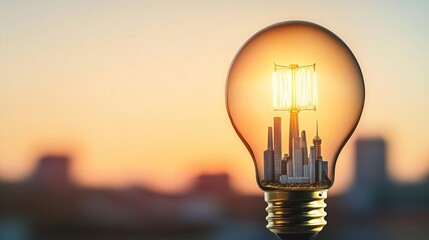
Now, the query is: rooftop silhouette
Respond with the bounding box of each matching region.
[0,137,428,240]
[28,154,72,189]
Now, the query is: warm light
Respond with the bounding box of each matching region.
[226,21,365,239]
[272,64,317,111]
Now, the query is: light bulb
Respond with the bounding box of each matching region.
[225,21,365,240]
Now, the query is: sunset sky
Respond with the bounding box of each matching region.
[1,1,428,195]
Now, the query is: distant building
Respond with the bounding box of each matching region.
[347,138,388,212]
[29,155,71,188]
[355,138,387,189]
[191,173,231,194]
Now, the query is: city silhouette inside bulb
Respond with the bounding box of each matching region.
[264,63,329,189]
[226,21,364,190]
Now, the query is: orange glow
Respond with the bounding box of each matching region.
[0,1,428,196]
[226,22,365,189]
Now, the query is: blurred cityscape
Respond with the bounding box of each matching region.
[1,137,428,240]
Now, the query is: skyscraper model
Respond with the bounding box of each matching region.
[264,127,275,182]
[313,121,322,182]
[274,117,282,181]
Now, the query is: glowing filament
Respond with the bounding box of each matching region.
[272,64,317,111]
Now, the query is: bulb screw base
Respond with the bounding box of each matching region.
[264,190,327,240]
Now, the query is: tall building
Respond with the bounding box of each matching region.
[286,156,293,177]
[30,155,71,188]
[348,138,388,212]
[289,111,299,158]
[292,137,303,177]
[309,146,316,183]
[192,173,231,194]
[313,122,322,160]
[355,138,388,189]
[321,160,328,181]
[281,154,288,175]
[303,165,310,178]
[273,117,282,181]
[317,158,323,182]
[263,127,275,182]
[301,131,309,165]
[313,122,322,182]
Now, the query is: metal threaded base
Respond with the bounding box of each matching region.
[265,190,327,240]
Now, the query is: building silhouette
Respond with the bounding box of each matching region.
[0,141,428,240]
[347,138,388,212]
[273,117,282,181]
[263,127,275,182]
[29,154,71,188]
[263,117,328,184]
[355,138,388,188]
[313,123,322,182]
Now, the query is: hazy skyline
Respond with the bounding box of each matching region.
[1,1,428,194]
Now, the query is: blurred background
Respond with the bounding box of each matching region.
[0,1,428,240]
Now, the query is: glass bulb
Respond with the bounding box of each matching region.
[225,21,364,239]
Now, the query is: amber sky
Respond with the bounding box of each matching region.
[1,1,428,195]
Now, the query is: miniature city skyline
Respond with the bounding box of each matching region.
[262,117,330,187]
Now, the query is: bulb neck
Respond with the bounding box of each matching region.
[264,190,327,240]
